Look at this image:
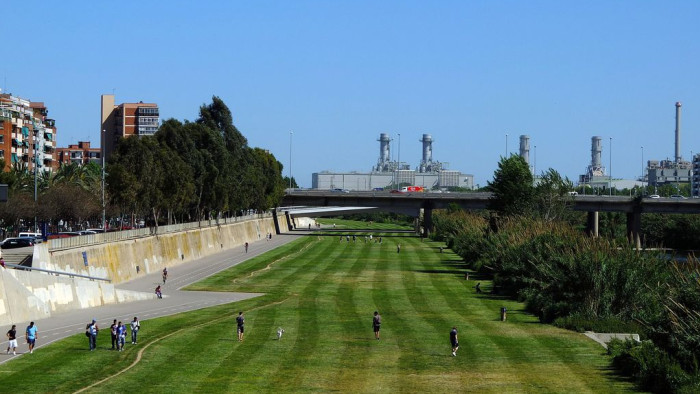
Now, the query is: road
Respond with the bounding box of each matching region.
[0,231,304,364]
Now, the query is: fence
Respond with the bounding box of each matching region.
[5,263,111,282]
[47,212,273,251]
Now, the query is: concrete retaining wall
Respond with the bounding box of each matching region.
[0,214,293,326]
[34,216,285,284]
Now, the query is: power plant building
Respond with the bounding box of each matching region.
[312,133,473,190]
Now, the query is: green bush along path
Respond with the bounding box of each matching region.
[0,221,636,393]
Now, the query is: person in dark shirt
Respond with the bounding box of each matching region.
[236,311,245,342]
[6,325,17,355]
[373,311,382,340]
[450,326,459,356]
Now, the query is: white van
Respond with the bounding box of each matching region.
[18,232,41,238]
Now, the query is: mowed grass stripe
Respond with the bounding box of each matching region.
[0,220,639,393]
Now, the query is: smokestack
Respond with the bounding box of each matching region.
[378,133,390,164]
[420,134,433,163]
[591,136,602,168]
[519,135,530,165]
[675,101,682,164]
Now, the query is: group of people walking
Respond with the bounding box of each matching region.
[5,322,36,355]
[4,321,38,356]
[85,317,140,352]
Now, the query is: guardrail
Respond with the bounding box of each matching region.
[4,263,111,282]
[47,212,273,250]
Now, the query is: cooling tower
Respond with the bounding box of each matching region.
[591,136,602,168]
[519,135,530,165]
[378,133,391,164]
[420,134,433,163]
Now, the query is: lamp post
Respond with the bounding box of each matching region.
[397,133,401,187]
[102,129,106,230]
[34,130,38,234]
[289,131,293,189]
[641,146,644,194]
[505,133,508,157]
[609,137,612,196]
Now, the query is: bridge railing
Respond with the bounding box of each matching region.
[47,212,273,250]
[4,263,111,282]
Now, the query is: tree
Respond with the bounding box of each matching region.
[283,176,299,189]
[486,155,534,216]
[534,168,574,222]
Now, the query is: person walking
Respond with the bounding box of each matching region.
[162,267,168,284]
[397,244,401,253]
[25,322,37,354]
[110,319,118,350]
[86,319,98,351]
[117,322,126,351]
[6,325,17,355]
[244,242,249,253]
[130,317,140,344]
[373,311,382,340]
[450,326,459,357]
[236,311,245,342]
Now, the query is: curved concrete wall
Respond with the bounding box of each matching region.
[0,215,291,326]
[35,216,284,284]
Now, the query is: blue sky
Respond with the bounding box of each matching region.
[2,1,699,188]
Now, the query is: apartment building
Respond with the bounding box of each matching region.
[55,141,101,168]
[0,93,56,172]
[100,94,159,161]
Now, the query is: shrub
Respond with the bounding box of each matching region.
[608,339,691,393]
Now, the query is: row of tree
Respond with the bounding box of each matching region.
[0,96,286,234]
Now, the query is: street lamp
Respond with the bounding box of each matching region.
[609,137,612,196]
[505,133,508,157]
[289,131,293,189]
[641,146,644,193]
[102,129,106,230]
[397,133,401,187]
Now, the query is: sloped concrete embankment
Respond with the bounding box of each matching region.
[0,215,292,326]
[0,267,152,326]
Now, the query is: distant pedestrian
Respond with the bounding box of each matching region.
[155,285,162,299]
[475,282,482,293]
[464,272,470,281]
[352,235,356,242]
[397,244,401,253]
[110,319,118,350]
[373,311,382,340]
[379,237,382,244]
[6,325,17,355]
[130,317,140,344]
[162,267,168,284]
[86,319,98,351]
[117,322,126,351]
[346,235,350,242]
[236,312,245,341]
[25,322,37,354]
[450,326,459,356]
[369,234,373,241]
[244,242,249,253]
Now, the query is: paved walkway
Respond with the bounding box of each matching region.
[0,230,305,364]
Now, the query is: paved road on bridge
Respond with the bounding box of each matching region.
[0,231,305,364]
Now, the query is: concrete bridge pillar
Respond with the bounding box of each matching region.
[587,211,599,237]
[626,211,642,250]
[285,211,294,231]
[272,208,281,235]
[423,207,433,238]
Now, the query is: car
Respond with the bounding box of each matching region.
[331,188,349,193]
[648,194,661,199]
[1,237,35,249]
[670,195,687,199]
[390,189,402,194]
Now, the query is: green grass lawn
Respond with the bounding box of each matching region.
[0,220,639,393]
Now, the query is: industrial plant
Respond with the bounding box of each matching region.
[312,133,473,190]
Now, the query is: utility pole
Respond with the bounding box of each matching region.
[102,129,106,230]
